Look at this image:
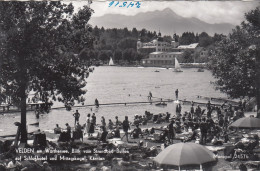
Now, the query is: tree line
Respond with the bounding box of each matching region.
[79,26,224,64]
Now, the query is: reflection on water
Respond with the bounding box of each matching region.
[0,66,227,136]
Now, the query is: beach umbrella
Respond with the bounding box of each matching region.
[154,142,215,169]
[230,117,260,129]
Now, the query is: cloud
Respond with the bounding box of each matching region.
[73,1,258,25]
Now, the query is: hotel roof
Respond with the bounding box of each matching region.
[150,52,183,55]
[177,43,199,49]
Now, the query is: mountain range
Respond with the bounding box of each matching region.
[89,8,235,36]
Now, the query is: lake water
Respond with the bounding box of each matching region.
[0,66,227,136]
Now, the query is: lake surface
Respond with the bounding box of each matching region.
[0,66,227,136]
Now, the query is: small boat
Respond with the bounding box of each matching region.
[197,68,204,72]
[154,70,160,72]
[155,102,167,106]
[109,57,115,66]
[173,58,183,72]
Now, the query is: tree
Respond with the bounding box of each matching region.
[140,28,147,37]
[198,32,213,47]
[122,48,137,63]
[99,50,110,62]
[93,25,100,37]
[117,38,137,50]
[163,35,173,43]
[181,50,194,63]
[209,7,259,116]
[132,28,138,38]
[179,32,196,45]
[213,33,226,43]
[114,49,122,63]
[244,7,260,117]
[100,27,105,33]
[123,27,130,37]
[0,2,93,143]
[110,28,118,39]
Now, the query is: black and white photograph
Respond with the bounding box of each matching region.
[0,0,260,170]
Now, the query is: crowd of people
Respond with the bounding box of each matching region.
[52,97,253,147]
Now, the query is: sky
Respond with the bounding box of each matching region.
[72,0,259,25]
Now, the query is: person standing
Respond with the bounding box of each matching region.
[121,116,130,142]
[115,116,121,126]
[175,89,179,100]
[168,120,176,144]
[148,91,153,100]
[88,116,95,137]
[190,104,194,119]
[199,117,208,145]
[85,114,91,136]
[95,98,99,108]
[92,113,96,125]
[101,116,106,128]
[73,110,80,126]
[178,104,182,114]
[65,123,71,141]
[242,99,247,111]
[206,101,211,111]
[195,105,202,119]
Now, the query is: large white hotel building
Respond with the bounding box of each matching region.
[138,38,198,67]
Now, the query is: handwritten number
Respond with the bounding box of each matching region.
[119,2,127,7]
[122,2,127,7]
[136,2,141,8]
[108,1,141,8]
[108,1,114,7]
[127,2,135,8]
[115,1,119,7]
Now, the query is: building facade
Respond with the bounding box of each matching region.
[141,51,183,67]
[137,39,179,53]
[139,38,201,67]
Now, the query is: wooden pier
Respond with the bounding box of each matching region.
[1,97,238,114]
[0,102,52,114]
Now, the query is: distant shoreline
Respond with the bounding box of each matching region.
[98,63,207,68]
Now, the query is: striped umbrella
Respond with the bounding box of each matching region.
[230,117,260,129]
[154,142,215,170]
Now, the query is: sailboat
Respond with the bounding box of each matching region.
[173,57,183,72]
[108,57,115,66]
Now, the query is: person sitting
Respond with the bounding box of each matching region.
[115,116,122,127]
[33,129,47,148]
[165,112,171,122]
[150,127,155,134]
[42,161,52,171]
[156,114,163,124]
[131,124,143,139]
[65,123,71,141]
[112,126,121,138]
[246,135,259,151]
[142,115,148,125]
[133,116,140,126]
[6,158,22,171]
[184,129,200,142]
[175,121,182,133]
[54,124,62,134]
[211,136,223,146]
[108,119,114,130]
[99,126,108,143]
[159,128,169,142]
[73,122,83,141]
